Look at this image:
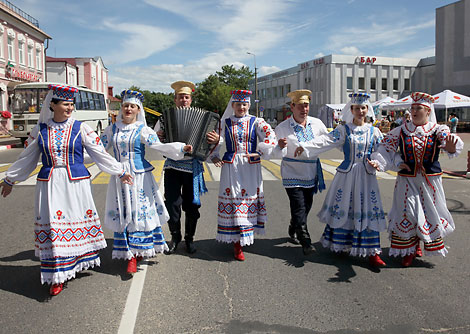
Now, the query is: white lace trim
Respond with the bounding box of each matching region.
[46,117,74,129]
[114,120,145,131]
[41,257,101,285]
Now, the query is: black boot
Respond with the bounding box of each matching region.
[184,216,197,254]
[288,220,299,245]
[295,225,315,255]
[165,233,181,255]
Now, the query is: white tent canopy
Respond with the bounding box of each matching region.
[317,104,345,128]
[381,95,412,111]
[433,90,470,108]
[371,96,396,107]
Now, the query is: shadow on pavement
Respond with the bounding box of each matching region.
[177,237,436,283]
[0,250,48,302]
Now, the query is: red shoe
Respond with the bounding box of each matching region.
[234,242,245,261]
[415,244,423,257]
[402,253,415,267]
[49,283,64,296]
[369,254,386,267]
[127,257,137,274]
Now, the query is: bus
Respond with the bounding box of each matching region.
[10,82,109,143]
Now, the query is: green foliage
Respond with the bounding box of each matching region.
[118,65,254,118]
[193,65,254,114]
[120,85,174,126]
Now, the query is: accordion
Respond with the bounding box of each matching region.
[162,107,220,160]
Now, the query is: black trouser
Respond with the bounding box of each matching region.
[285,187,315,229]
[164,168,201,241]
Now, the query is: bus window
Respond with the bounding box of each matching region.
[75,89,82,110]
[38,88,48,111]
[80,90,89,110]
[88,92,95,110]
[12,89,38,114]
[99,94,106,110]
[92,93,101,110]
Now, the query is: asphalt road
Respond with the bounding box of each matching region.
[0,144,469,334]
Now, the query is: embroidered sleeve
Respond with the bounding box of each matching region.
[5,136,41,183]
[141,126,185,160]
[380,127,401,152]
[81,123,124,176]
[300,125,345,159]
[100,125,113,150]
[255,118,277,158]
[436,124,464,158]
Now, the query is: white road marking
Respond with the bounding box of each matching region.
[117,262,149,334]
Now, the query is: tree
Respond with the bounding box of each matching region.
[216,65,253,89]
[194,65,254,113]
[119,86,174,126]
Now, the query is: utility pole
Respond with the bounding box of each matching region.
[247,52,259,117]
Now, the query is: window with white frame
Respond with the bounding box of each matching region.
[0,24,4,59]
[28,47,33,67]
[27,39,34,67]
[18,41,25,65]
[8,38,14,62]
[35,43,42,70]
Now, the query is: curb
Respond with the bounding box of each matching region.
[0,143,22,151]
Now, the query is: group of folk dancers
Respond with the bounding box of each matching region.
[0,81,463,296]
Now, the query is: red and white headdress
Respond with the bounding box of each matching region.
[411,92,436,123]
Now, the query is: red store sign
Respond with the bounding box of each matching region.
[6,67,40,82]
[356,56,377,64]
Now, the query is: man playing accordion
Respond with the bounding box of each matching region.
[154,80,219,254]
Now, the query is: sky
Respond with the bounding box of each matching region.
[12,0,458,94]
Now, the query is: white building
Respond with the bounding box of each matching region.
[251,54,420,121]
[46,56,108,95]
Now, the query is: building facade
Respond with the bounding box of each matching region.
[251,54,420,121]
[0,1,50,113]
[46,56,109,95]
[435,0,470,95]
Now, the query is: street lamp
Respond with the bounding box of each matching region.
[247,51,259,117]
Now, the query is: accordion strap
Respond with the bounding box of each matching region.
[192,159,208,205]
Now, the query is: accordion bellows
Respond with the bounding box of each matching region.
[162,107,220,160]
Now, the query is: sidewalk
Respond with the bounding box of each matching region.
[0,135,22,151]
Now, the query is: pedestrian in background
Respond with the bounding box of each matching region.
[210,90,276,261]
[0,84,132,296]
[295,93,387,267]
[372,92,463,267]
[448,113,458,133]
[101,89,192,275]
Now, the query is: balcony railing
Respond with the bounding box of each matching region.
[0,0,39,28]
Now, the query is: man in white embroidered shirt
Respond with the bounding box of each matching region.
[273,89,328,255]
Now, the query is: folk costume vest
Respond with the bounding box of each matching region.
[222,116,260,164]
[337,124,376,175]
[37,120,90,181]
[397,125,442,177]
[111,123,153,173]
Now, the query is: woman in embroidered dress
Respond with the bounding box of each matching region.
[102,90,192,274]
[0,84,133,296]
[371,92,462,267]
[209,90,276,261]
[295,93,387,267]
